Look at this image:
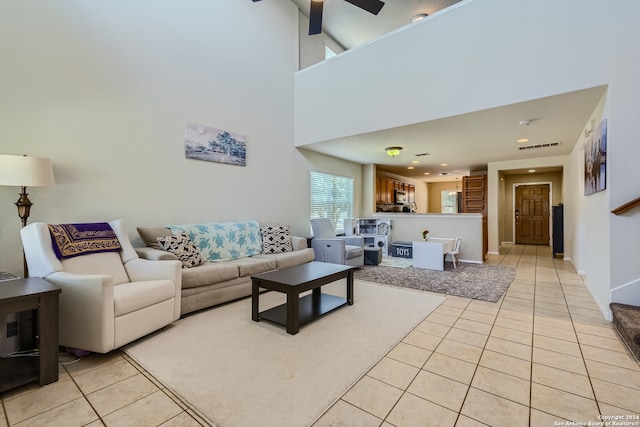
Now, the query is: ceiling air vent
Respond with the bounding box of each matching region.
[518,141,562,151]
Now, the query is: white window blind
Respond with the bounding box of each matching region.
[441,190,458,214]
[310,170,354,234]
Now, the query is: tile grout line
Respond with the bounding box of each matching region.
[549,251,603,418]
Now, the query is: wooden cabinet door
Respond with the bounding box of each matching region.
[386,180,395,203]
[376,178,384,203]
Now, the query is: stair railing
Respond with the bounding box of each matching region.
[611,196,640,215]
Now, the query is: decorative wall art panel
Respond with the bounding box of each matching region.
[584,119,607,196]
[185,122,246,166]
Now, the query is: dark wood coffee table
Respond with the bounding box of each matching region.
[251,261,355,335]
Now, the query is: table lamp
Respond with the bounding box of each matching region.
[0,154,55,276]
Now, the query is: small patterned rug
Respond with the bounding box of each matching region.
[379,256,413,268]
[355,262,516,302]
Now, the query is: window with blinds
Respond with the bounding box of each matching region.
[310,170,354,234]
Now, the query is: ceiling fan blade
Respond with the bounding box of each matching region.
[309,0,324,35]
[344,0,384,15]
[251,0,261,2]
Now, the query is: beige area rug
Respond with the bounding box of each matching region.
[124,280,445,427]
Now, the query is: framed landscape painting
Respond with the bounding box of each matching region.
[184,122,246,166]
[584,119,607,196]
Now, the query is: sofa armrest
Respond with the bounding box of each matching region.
[311,238,346,264]
[124,258,182,320]
[135,247,179,261]
[290,236,308,251]
[339,236,364,247]
[45,271,116,353]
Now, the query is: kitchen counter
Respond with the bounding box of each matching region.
[371,213,484,263]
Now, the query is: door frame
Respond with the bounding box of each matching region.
[512,181,553,245]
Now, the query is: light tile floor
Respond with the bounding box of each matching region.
[2,244,639,426]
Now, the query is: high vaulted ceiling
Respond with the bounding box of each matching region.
[290,0,463,50]
[289,1,607,182]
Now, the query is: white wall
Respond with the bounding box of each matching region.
[0,1,363,275]
[294,0,640,314]
[373,213,484,263]
[298,11,346,69]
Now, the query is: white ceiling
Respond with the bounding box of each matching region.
[289,0,607,182]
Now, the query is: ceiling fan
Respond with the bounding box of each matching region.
[252,0,385,35]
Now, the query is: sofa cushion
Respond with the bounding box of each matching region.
[227,257,277,277]
[114,279,176,316]
[180,262,240,290]
[156,233,204,269]
[345,245,364,260]
[166,221,262,262]
[254,248,315,269]
[260,225,293,254]
[137,227,173,250]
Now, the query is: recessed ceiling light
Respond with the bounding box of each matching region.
[407,166,414,170]
[411,160,419,164]
[423,172,430,175]
[528,169,536,173]
[441,163,448,167]
[517,138,529,143]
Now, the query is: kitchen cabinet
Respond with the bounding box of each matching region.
[376,177,415,205]
[462,175,488,258]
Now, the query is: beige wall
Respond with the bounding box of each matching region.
[0,1,362,275]
[500,171,563,243]
[427,181,459,213]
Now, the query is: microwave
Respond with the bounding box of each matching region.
[394,189,407,204]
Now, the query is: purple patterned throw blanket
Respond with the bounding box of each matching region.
[48,222,121,259]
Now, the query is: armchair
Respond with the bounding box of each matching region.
[20,219,182,353]
[310,218,364,267]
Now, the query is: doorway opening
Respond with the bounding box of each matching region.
[514,183,551,245]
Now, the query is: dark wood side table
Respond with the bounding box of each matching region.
[0,277,61,393]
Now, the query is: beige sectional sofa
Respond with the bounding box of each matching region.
[136,221,315,315]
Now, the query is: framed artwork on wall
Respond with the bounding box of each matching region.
[584,119,607,196]
[184,121,246,166]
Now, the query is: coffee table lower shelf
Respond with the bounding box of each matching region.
[257,292,347,329]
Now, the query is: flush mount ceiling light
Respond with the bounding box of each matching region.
[385,146,403,157]
[411,13,428,22]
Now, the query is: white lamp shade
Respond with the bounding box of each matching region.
[0,154,55,187]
